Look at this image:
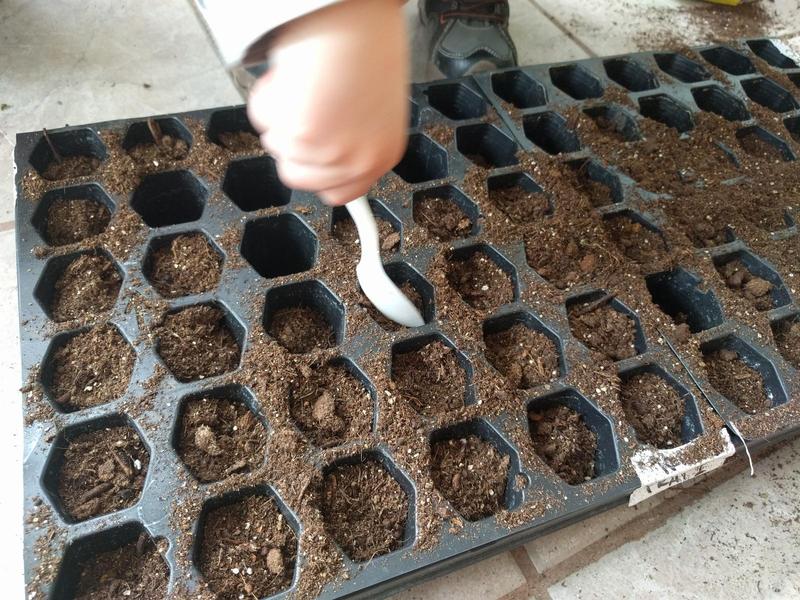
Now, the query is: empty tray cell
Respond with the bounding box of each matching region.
[638,94,695,133]
[691,85,751,121]
[430,419,523,521]
[700,46,756,76]
[29,127,107,181]
[549,64,604,99]
[771,313,800,369]
[713,250,791,312]
[196,486,299,598]
[528,389,618,485]
[241,213,318,278]
[263,279,344,353]
[746,39,799,69]
[567,158,624,206]
[701,335,788,414]
[786,116,800,143]
[393,133,448,183]
[740,77,799,113]
[425,82,486,120]
[523,111,582,155]
[582,104,642,141]
[361,261,434,330]
[34,249,122,322]
[42,414,149,523]
[131,169,207,227]
[174,385,268,482]
[51,522,168,600]
[491,69,547,108]
[322,452,415,561]
[332,198,402,253]
[32,183,113,246]
[482,311,563,389]
[487,171,552,223]
[790,72,800,89]
[645,267,724,335]
[456,123,519,168]
[653,52,710,83]
[122,116,192,163]
[603,58,659,92]
[143,231,223,298]
[446,244,518,310]
[618,364,703,449]
[41,323,135,412]
[207,106,261,152]
[223,155,291,211]
[155,302,244,382]
[567,290,646,361]
[412,184,478,241]
[602,211,668,269]
[736,125,796,162]
[391,333,471,415]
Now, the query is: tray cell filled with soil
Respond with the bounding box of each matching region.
[771,314,800,369]
[29,127,107,181]
[522,111,582,155]
[131,170,207,228]
[566,158,624,206]
[122,116,192,164]
[487,171,552,223]
[241,212,318,278]
[602,58,659,92]
[490,70,547,109]
[393,133,448,183]
[602,211,669,270]
[32,183,113,246]
[713,251,791,312]
[331,199,402,254]
[359,261,433,331]
[412,184,477,241]
[223,155,291,211]
[425,81,486,120]
[264,280,343,353]
[456,123,519,168]
[735,125,796,161]
[549,63,604,99]
[582,104,642,142]
[645,267,725,336]
[206,106,262,153]
[567,291,645,362]
[143,231,223,298]
[446,244,517,310]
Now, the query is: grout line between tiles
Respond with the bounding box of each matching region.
[524,0,598,58]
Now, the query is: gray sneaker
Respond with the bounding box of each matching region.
[419,0,517,79]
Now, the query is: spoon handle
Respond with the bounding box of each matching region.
[346,196,381,265]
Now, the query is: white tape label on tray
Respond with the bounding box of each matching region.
[628,429,736,506]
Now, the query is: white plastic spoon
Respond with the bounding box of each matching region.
[346,196,425,328]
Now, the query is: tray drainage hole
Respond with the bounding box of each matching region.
[491,70,547,109]
[523,111,581,155]
[603,58,659,92]
[446,245,516,310]
[549,64,604,100]
[332,199,401,254]
[566,159,624,207]
[637,94,694,133]
[702,343,774,414]
[393,133,448,183]
[360,261,433,331]
[653,52,710,83]
[786,116,800,143]
[582,105,642,142]
[488,171,552,223]
[223,156,291,211]
[155,303,243,382]
[425,82,486,120]
[29,127,107,181]
[746,39,799,69]
[122,117,192,165]
[700,46,756,76]
[241,213,318,278]
[33,183,113,246]
[457,123,519,169]
[567,292,645,361]
[207,106,262,152]
[645,268,724,335]
[771,314,800,370]
[131,170,207,227]
[412,185,477,242]
[602,212,668,270]
[264,280,344,354]
[740,77,799,113]
[197,491,298,598]
[691,85,751,122]
[714,253,788,312]
[736,125,796,162]
[143,232,223,298]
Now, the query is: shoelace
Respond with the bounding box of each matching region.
[439,0,508,24]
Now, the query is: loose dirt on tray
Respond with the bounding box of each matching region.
[620,372,685,448]
[391,339,466,415]
[413,196,472,241]
[489,185,551,223]
[602,215,669,271]
[217,130,262,153]
[127,134,189,164]
[704,348,771,414]
[773,317,800,369]
[199,494,297,599]
[484,322,559,389]
[360,281,424,331]
[568,296,637,361]
[147,233,223,298]
[50,252,122,322]
[268,307,335,354]
[57,425,149,522]
[321,460,408,561]
[44,197,111,246]
[529,404,597,485]
[715,259,774,312]
[446,250,514,309]
[41,155,101,181]
[430,435,510,521]
[176,396,268,482]
[333,215,400,253]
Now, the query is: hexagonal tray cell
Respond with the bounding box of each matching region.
[736,125,796,162]
[155,303,243,382]
[195,486,299,598]
[41,323,135,412]
[522,111,582,155]
[582,104,642,142]
[790,72,800,90]
[491,70,547,109]
[393,133,448,183]
[206,105,261,152]
[50,522,168,600]
[549,64,604,100]
[740,77,799,113]
[412,184,478,242]
[430,419,523,521]
[638,94,695,133]
[263,279,344,353]
[223,155,291,212]
[456,123,519,168]
[32,183,113,246]
[786,116,800,143]
[482,311,563,389]
[131,170,207,227]
[746,39,799,69]
[645,267,725,335]
[321,450,415,561]
[700,46,756,76]
[603,58,659,92]
[29,127,107,181]
[691,85,751,122]
[601,211,669,269]
[701,335,788,414]
[445,244,518,310]
[487,171,552,223]
[360,261,434,331]
[174,385,268,482]
[34,248,123,322]
[771,313,800,369]
[331,198,401,253]
[527,389,618,485]
[425,82,486,120]
[567,290,646,362]
[391,333,472,416]
[618,364,703,449]
[143,231,223,298]
[653,52,710,83]
[713,249,791,312]
[241,213,318,278]
[42,414,149,523]
[122,116,192,163]
[566,158,624,206]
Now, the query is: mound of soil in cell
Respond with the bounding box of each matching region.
[529,405,597,485]
[484,323,559,389]
[218,130,262,153]
[128,135,189,164]
[199,494,297,599]
[773,317,800,369]
[176,396,268,482]
[360,281,424,332]
[391,340,466,415]
[268,307,335,354]
[45,198,111,246]
[568,297,637,361]
[57,426,149,522]
[715,259,774,311]
[42,155,100,181]
[704,349,770,414]
[446,251,514,309]
[524,223,602,290]
[322,460,408,561]
[603,215,669,269]
[738,131,785,161]
[147,233,223,298]
[333,216,400,253]
[620,372,685,448]
[413,196,472,241]
[51,253,122,322]
[430,435,510,521]
[490,186,551,223]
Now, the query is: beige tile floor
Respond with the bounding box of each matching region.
[1,1,799,598]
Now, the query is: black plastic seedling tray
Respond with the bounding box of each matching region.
[17,38,800,599]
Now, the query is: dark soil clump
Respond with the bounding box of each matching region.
[360,281,423,331]
[218,130,262,153]
[127,135,189,164]
[333,216,400,253]
[568,298,637,361]
[524,226,602,290]
[392,340,466,415]
[484,323,559,389]
[715,259,774,311]
[603,216,668,270]
[44,198,111,246]
[147,233,223,298]
[41,155,100,181]
[529,405,597,485]
[704,349,770,414]
[51,253,122,322]
[489,186,550,223]
[773,317,800,369]
[413,196,472,241]
[620,372,684,448]
[446,251,514,309]
[268,307,335,354]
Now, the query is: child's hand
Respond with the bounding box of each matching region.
[247,0,409,206]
